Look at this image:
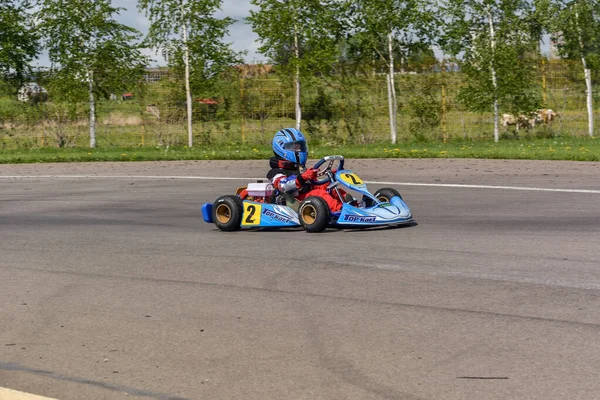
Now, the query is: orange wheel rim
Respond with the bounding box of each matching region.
[302,204,317,224]
[215,204,232,224]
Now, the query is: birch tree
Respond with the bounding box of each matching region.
[348,0,434,144]
[537,0,599,137]
[0,0,39,81]
[442,0,542,142]
[139,0,241,147]
[248,0,342,131]
[37,0,147,148]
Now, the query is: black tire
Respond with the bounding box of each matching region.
[373,187,402,203]
[298,196,330,233]
[212,195,243,231]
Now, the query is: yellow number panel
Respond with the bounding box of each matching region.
[242,202,262,226]
[339,173,364,186]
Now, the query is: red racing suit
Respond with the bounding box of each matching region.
[269,169,343,212]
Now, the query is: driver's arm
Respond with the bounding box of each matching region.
[269,168,317,195]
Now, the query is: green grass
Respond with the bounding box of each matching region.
[1,136,598,164]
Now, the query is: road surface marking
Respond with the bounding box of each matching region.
[0,387,57,400]
[0,175,599,194]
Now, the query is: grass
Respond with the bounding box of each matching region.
[0,136,598,164]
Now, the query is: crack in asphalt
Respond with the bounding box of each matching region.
[2,264,600,331]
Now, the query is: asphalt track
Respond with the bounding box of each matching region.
[1,159,600,400]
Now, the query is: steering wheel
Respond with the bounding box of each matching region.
[310,156,345,185]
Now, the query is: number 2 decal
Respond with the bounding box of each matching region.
[242,203,262,226]
[245,205,256,223]
[340,173,364,186]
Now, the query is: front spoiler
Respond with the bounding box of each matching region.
[334,196,414,226]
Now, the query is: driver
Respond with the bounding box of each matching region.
[267,128,343,212]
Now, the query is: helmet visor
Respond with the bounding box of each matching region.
[283,140,308,152]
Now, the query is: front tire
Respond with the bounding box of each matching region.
[298,196,330,233]
[373,188,402,203]
[212,195,243,231]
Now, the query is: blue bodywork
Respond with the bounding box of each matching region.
[202,156,415,230]
[201,203,214,223]
[331,169,413,226]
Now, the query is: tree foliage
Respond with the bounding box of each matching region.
[37,0,147,100]
[537,0,600,69]
[248,0,343,78]
[345,0,435,72]
[442,0,543,114]
[139,0,243,91]
[0,0,39,81]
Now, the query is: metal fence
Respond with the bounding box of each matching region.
[0,60,597,149]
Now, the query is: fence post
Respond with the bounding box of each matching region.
[239,73,245,143]
[542,59,547,105]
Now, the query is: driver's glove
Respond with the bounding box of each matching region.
[299,168,318,184]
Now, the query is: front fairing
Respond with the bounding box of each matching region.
[336,196,413,226]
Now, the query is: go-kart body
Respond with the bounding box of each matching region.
[202,155,415,231]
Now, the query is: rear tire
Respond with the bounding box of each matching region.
[373,188,402,203]
[298,196,330,233]
[212,195,243,231]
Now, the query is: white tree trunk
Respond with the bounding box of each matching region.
[88,70,96,148]
[584,67,594,137]
[294,25,301,130]
[182,21,193,147]
[387,74,395,143]
[487,7,499,142]
[576,5,594,137]
[387,33,397,144]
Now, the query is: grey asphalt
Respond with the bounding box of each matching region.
[1,159,600,400]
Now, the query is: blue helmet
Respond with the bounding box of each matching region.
[272,128,308,167]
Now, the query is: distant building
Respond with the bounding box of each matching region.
[143,67,170,83]
[17,83,48,102]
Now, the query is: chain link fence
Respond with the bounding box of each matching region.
[0,60,598,149]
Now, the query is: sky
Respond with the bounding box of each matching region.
[35,0,264,68]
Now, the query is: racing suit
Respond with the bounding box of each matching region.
[267,165,343,212]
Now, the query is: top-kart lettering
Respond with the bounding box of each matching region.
[263,209,291,222]
[343,215,376,223]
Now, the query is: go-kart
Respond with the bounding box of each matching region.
[201,155,415,233]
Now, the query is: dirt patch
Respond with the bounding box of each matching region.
[101,112,142,126]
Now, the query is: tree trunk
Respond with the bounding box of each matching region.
[387,33,397,144]
[584,66,594,137]
[88,70,96,148]
[487,7,499,142]
[294,24,301,130]
[575,5,594,137]
[182,20,193,147]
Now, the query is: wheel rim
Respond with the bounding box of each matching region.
[378,196,390,202]
[215,204,232,224]
[301,204,317,224]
